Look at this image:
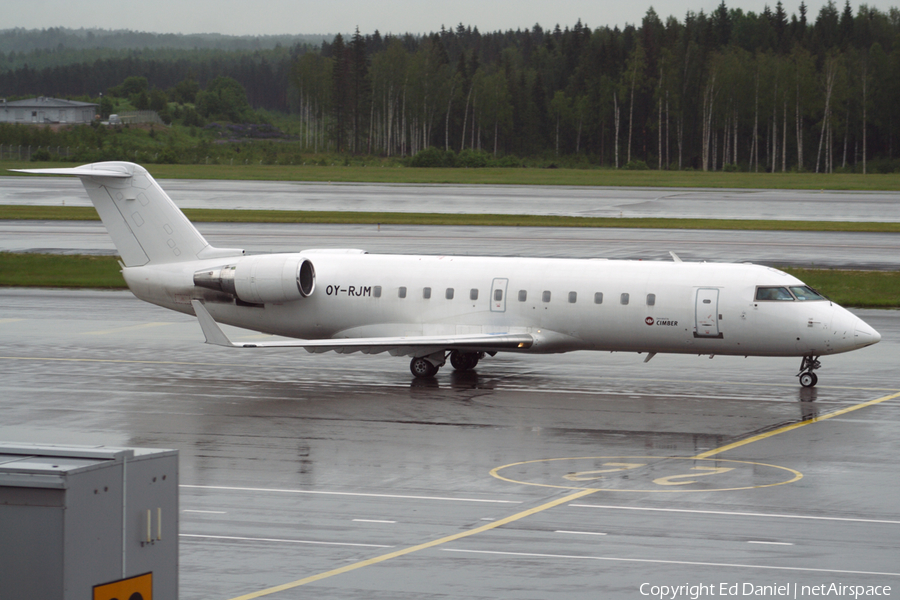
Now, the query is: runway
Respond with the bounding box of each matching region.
[1,288,898,599]
[2,175,900,221]
[4,220,900,270]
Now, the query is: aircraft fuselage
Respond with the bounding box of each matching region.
[124,252,876,358]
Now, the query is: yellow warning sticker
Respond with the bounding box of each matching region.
[93,572,152,600]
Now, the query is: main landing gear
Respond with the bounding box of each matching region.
[797,355,822,388]
[409,356,441,378]
[409,350,484,378]
[450,350,481,371]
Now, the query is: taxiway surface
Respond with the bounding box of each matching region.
[3,220,900,270]
[1,288,898,599]
[2,175,900,221]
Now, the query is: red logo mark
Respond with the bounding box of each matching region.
[645,317,654,326]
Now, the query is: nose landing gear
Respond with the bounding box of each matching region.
[797,355,821,388]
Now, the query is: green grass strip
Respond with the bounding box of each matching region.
[3,205,900,233]
[781,268,900,308]
[0,253,124,288]
[2,253,897,308]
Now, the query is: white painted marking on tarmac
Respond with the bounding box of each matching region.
[474,384,894,399]
[85,322,173,335]
[180,534,392,548]
[569,504,900,525]
[441,549,900,577]
[353,519,396,524]
[180,484,522,504]
[555,530,607,536]
[748,541,794,545]
[830,418,900,424]
[183,510,227,514]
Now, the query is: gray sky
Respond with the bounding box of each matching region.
[14,0,898,36]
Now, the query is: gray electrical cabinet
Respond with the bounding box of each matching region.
[0,443,178,600]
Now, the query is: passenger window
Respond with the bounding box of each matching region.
[446,288,454,300]
[542,291,551,303]
[373,286,382,298]
[568,291,577,303]
[423,287,432,299]
[755,287,794,301]
[494,289,503,301]
[518,290,527,302]
[646,293,655,306]
[470,289,479,300]
[620,293,630,305]
[398,286,407,298]
[594,292,603,304]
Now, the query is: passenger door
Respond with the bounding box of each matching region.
[694,288,723,338]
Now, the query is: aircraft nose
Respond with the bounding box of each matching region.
[854,318,881,347]
[827,308,880,353]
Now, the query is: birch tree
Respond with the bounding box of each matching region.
[623,42,647,165]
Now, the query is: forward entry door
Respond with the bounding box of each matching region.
[694,288,723,338]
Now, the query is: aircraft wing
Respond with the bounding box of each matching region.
[191,300,533,356]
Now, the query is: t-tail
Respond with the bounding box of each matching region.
[14,161,242,266]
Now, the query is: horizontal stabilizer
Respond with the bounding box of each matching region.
[191,300,534,356]
[12,166,133,178]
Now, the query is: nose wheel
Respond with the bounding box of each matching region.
[799,372,818,388]
[797,355,821,388]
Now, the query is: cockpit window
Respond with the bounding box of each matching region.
[755,287,794,301]
[789,286,827,301]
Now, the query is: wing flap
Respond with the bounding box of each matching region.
[191,300,533,356]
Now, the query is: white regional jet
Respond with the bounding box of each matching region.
[17,161,880,386]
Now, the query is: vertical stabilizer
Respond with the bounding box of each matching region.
[14,162,242,266]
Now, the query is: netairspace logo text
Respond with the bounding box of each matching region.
[639,582,892,600]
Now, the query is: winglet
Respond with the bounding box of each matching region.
[191,300,238,347]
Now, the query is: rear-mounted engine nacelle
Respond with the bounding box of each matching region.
[193,255,315,304]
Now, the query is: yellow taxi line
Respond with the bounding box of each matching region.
[693,390,900,459]
[226,488,598,600]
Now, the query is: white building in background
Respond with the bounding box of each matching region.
[0,97,98,124]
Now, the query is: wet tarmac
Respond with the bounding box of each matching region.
[2,175,900,221]
[1,288,898,599]
[3,220,900,270]
[2,177,899,597]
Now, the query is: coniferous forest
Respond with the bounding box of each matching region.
[1,1,899,172]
